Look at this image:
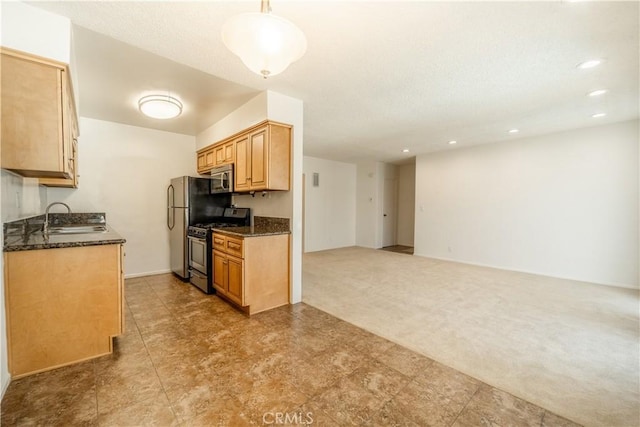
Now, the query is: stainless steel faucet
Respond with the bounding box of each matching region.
[43,202,71,234]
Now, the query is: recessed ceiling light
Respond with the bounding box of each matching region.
[509,129,519,134]
[577,59,602,69]
[588,89,608,97]
[592,113,606,118]
[402,148,410,153]
[448,140,457,145]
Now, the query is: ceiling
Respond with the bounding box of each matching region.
[29,1,640,164]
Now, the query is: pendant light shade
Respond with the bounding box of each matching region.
[222,1,307,78]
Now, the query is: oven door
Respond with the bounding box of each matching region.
[187,235,207,273]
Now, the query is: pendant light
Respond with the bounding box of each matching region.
[221,0,307,78]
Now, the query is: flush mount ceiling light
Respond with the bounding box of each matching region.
[577,59,602,69]
[448,140,457,145]
[592,112,607,118]
[138,95,183,119]
[402,148,410,153]
[222,0,307,79]
[588,89,608,97]
[508,129,519,134]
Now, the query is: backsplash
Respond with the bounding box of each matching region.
[254,216,290,231]
[1,170,47,222]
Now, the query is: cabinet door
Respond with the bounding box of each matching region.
[197,152,206,171]
[249,127,268,190]
[205,150,215,168]
[215,144,225,166]
[234,134,250,191]
[224,141,234,164]
[226,255,244,305]
[1,53,64,175]
[197,147,216,173]
[212,250,227,292]
[61,71,73,176]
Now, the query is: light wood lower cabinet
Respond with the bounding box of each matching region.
[3,244,124,378]
[212,233,289,314]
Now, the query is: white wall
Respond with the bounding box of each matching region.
[196,92,268,150]
[47,117,195,277]
[303,156,356,252]
[397,163,416,246]
[0,172,48,222]
[0,1,71,63]
[414,120,639,288]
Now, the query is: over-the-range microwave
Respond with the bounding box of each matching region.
[210,164,234,194]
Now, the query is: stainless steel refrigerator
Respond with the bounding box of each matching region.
[167,176,230,279]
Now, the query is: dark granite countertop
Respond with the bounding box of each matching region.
[213,215,291,238]
[3,213,126,252]
[212,225,291,238]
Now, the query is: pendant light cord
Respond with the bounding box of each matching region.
[261,0,271,14]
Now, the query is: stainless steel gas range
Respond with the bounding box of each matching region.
[187,207,250,294]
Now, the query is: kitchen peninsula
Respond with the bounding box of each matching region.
[3,212,125,378]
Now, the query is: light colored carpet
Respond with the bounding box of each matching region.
[302,247,640,427]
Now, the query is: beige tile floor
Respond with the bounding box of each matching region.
[1,274,580,426]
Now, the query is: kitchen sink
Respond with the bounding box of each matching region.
[46,225,108,234]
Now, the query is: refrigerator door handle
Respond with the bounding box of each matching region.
[167,184,175,230]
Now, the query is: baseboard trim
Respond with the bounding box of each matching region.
[413,253,638,290]
[124,269,171,279]
[1,374,11,402]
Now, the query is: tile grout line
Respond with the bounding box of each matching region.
[446,384,481,427]
[130,278,183,425]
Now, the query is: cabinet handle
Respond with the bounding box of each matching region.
[228,242,241,250]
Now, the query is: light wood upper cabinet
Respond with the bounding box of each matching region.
[234,122,291,192]
[197,139,235,174]
[1,48,78,180]
[197,146,215,174]
[196,120,291,191]
[214,141,234,167]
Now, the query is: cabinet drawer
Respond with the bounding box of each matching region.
[225,237,244,258]
[212,234,226,252]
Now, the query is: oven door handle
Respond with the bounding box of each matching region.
[187,235,206,244]
[189,268,206,279]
